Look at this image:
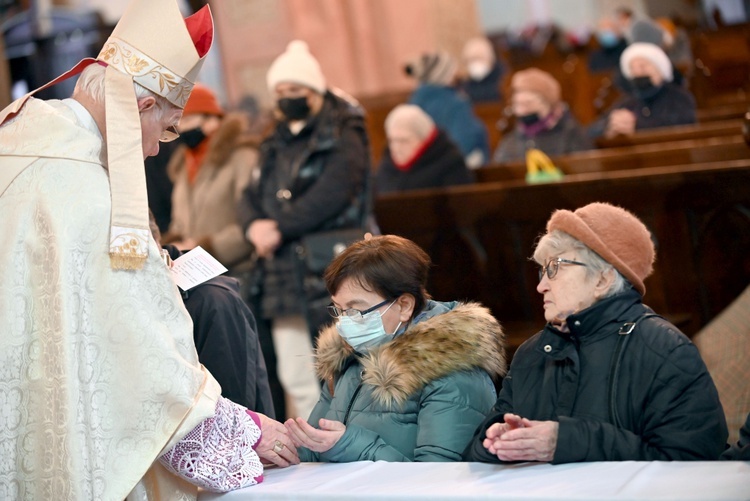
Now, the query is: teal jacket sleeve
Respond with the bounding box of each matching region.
[321,370,496,463]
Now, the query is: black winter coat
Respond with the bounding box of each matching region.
[165,245,275,417]
[588,83,696,138]
[464,289,728,463]
[375,130,474,194]
[238,91,370,322]
[457,62,505,104]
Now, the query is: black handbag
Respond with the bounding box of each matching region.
[298,228,367,274]
[295,228,366,339]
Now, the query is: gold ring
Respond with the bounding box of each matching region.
[273,440,285,454]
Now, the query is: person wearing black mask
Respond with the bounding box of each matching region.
[161,83,259,277]
[493,68,591,164]
[238,40,370,423]
[589,42,696,140]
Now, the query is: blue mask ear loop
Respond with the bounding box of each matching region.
[382,300,404,336]
[390,321,403,336]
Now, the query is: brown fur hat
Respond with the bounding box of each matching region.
[511,68,561,105]
[546,202,655,295]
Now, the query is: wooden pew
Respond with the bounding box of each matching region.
[472,101,507,154]
[690,24,750,108]
[374,160,750,354]
[595,119,743,148]
[697,101,749,123]
[476,135,749,183]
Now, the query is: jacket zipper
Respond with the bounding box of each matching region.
[342,370,365,425]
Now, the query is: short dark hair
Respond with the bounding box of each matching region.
[324,235,432,318]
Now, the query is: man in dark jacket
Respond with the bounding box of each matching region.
[376,104,473,194]
[238,40,370,421]
[464,202,728,463]
[157,241,275,416]
[458,36,505,104]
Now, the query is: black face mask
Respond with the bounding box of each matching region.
[518,112,541,126]
[278,96,311,121]
[631,76,661,99]
[179,127,206,149]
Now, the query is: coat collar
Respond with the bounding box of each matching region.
[169,113,252,178]
[315,302,507,407]
[538,289,647,357]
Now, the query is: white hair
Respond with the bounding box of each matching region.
[462,36,496,64]
[533,229,630,298]
[385,104,435,141]
[73,64,177,121]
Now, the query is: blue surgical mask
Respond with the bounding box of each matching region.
[336,301,402,353]
[596,30,620,48]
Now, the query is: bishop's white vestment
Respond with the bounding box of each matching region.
[0,97,260,500]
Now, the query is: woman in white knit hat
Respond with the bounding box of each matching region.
[239,40,371,423]
[589,42,696,139]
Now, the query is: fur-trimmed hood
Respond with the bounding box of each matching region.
[315,302,507,407]
[168,113,258,180]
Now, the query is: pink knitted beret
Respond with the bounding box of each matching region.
[546,202,655,295]
[511,68,561,105]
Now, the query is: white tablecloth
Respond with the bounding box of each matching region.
[198,461,750,501]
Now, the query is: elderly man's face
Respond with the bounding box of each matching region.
[536,251,599,325]
[628,57,664,86]
[139,102,182,159]
[386,123,422,165]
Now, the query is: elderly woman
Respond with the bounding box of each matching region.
[590,42,696,139]
[492,68,590,164]
[464,202,728,463]
[284,235,506,462]
[163,84,258,273]
[375,104,474,194]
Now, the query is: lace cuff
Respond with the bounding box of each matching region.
[159,397,264,491]
[245,410,262,450]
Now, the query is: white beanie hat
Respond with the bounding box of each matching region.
[267,40,326,94]
[620,42,673,82]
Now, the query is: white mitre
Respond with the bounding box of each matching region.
[0,0,214,270]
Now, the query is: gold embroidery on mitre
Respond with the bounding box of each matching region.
[98,38,194,109]
[109,226,149,270]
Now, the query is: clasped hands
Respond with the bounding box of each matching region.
[247,219,282,259]
[483,413,559,462]
[605,108,637,138]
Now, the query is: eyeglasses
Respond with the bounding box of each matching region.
[327,298,391,322]
[160,125,180,143]
[538,257,587,281]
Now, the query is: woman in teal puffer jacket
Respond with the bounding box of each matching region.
[284,235,507,462]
